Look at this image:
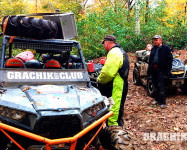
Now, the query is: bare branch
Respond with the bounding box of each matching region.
[122,1,128,9]
[98,0,105,8]
[83,0,89,7]
[128,0,135,10]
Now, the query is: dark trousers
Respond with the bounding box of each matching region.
[117,80,128,126]
[151,71,166,105]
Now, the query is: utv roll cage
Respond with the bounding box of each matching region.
[0,36,93,88]
[1,36,86,69]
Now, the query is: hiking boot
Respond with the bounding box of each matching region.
[153,100,158,105]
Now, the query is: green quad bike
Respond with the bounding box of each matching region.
[133,50,187,97]
[0,13,134,150]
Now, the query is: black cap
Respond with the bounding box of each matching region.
[101,35,116,44]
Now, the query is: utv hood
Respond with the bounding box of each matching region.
[0,69,103,113]
[21,85,80,111]
[0,85,103,114]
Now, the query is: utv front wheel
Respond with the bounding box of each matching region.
[133,68,141,85]
[147,77,155,97]
[99,126,134,150]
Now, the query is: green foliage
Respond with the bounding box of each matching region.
[76,1,186,59]
[163,24,186,49]
[0,0,185,60]
[0,0,29,21]
[76,6,147,59]
[40,0,83,20]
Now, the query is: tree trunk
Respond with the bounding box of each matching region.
[127,0,131,22]
[135,0,140,35]
[185,2,187,23]
[145,0,149,24]
[127,0,135,22]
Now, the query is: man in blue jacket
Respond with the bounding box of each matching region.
[148,35,173,108]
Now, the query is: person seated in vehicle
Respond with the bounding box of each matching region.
[139,44,153,76]
[142,44,152,62]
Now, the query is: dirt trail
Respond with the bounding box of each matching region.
[92,50,186,150]
[124,50,187,150]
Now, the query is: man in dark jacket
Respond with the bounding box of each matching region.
[148,35,173,108]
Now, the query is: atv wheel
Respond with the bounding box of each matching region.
[147,77,155,97]
[99,126,134,150]
[133,68,141,85]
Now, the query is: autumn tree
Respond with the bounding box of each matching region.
[0,0,29,21]
[145,0,149,24]
[135,0,140,35]
[0,0,186,59]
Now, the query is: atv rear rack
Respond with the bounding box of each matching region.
[0,111,113,150]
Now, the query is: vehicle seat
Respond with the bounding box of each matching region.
[5,58,25,68]
[44,59,62,69]
[42,54,51,63]
[25,59,42,69]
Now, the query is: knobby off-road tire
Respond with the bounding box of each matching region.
[99,126,134,150]
[147,77,156,97]
[2,16,58,39]
[133,68,141,85]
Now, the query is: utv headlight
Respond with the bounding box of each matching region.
[172,71,184,75]
[0,106,26,121]
[85,103,103,117]
[82,103,104,122]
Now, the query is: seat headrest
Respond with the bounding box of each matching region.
[45,59,62,69]
[42,54,51,63]
[5,58,25,68]
[25,59,42,68]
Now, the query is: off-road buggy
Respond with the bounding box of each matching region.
[133,50,187,97]
[0,13,133,150]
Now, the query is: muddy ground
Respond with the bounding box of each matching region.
[124,50,187,150]
[93,50,187,150]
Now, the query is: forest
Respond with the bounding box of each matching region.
[0,1,186,150]
[0,0,186,59]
